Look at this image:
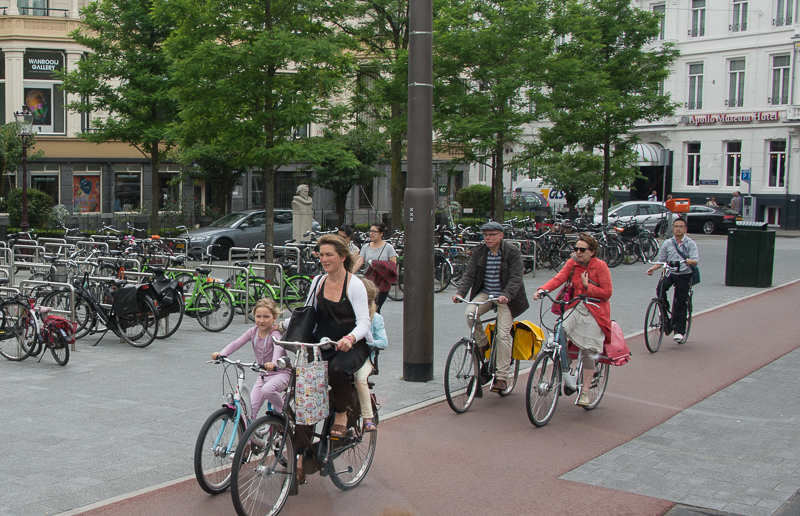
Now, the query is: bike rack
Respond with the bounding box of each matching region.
[163,238,189,258]
[506,239,538,278]
[0,286,20,296]
[157,265,252,324]
[76,240,110,253]
[243,262,285,310]
[38,238,69,256]
[18,280,77,350]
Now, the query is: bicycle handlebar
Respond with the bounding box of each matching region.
[453,295,499,305]
[209,355,264,373]
[535,290,601,308]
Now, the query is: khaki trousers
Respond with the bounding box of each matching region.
[465,291,513,380]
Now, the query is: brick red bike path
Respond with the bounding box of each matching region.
[75,282,800,516]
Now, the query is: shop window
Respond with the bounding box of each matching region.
[73,163,101,213]
[23,51,66,135]
[158,163,181,209]
[726,141,742,187]
[113,164,142,211]
[29,163,59,206]
[686,143,701,186]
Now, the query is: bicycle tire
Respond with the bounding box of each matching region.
[155,294,185,339]
[0,301,35,361]
[582,361,609,410]
[42,290,94,340]
[195,284,235,332]
[328,399,377,491]
[606,240,624,268]
[194,407,242,495]
[498,359,520,397]
[449,254,470,288]
[386,259,404,301]
[433,258,452,293]
[117,295,159,348]
[243,279,275,320]
[444,338,479,414]
[642,236,659,261]
[525,352,561,427]
[48,329,70,366]
[282,276,312,313]
[644,298,664,353]
[230,415,294,516]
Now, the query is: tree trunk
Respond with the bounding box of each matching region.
[149,141,161,234]
[262,167,274,263]
[335,192,347,227]
[602,137,611,224]
[390,118,403,232]
[494,142,505,223]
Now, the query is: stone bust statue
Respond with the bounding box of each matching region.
[291,184,313,241]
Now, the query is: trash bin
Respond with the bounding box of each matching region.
[725,221,775,287]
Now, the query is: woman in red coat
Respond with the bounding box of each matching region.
[533,233,613,407]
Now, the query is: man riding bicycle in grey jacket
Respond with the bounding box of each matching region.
[453,221,529,393]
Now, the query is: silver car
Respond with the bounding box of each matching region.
[184,209,320,259]
[595,201,672,235]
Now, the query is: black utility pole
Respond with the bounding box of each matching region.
[403,0,434,382]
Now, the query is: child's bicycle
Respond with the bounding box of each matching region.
[443,296,520,414]
[229,337,378,516]
[194,356,266,494]
[0,295,74,366]
[644,260,694,352]
[525,291,610,427]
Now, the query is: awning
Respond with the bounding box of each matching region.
[635,142,665,166]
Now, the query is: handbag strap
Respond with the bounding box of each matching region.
[671,237,689,260]
[564,261,577,286]
[306,275,323,307]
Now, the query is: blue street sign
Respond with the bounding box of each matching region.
[741,168,751,182]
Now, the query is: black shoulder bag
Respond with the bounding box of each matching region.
[283,276,321,343]
[671,238,700,286]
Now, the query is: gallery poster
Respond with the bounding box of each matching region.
[73,175,100,213]
[24,87,52,127]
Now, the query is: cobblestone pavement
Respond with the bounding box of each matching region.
[0,233,798,516]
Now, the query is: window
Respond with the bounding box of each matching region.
[771,56,790,105]
[688,64,703,110]
[29,163,59,206]
[768,140,786,188]
[73,163,101,213]
[251,174,264,208]
[687,143,701,186]
[657,79,665,97]
[690,0,706,37]
[653,4,666,39]
[765,206,781,225]
[0,52,5,125]
[726,142,742,187]
[158,163,181,209]
[728,60,745,108]
[731,0,748,31]
[246,212,266,227]
[612,204,637,217]
[358,180,373,209]
[775,0,794,26]
[18,0,47,16]
[113,164,142,211]
[478,163,488,182]
[23,51,66,134]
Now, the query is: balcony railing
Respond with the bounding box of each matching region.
[15,7,69,16]
[788,106,800,120]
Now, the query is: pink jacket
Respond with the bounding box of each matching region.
[539,257,613,345]
[220,326,290,379]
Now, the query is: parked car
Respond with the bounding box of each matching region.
[184,209,320,259]
[503,192,551,213]
[595,200,672,235]
[684,205,741,234]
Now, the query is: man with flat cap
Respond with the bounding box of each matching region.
[453,221,529,393]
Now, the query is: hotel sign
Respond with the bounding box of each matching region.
[687,112,780,126]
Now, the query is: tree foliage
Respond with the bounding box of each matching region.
[433,0,553,223]
[529,0,679,221]
[309,127,386,226]
[161,0,355,260]
[0,123,43,201]
[8,188,53,228]
[456,184,492,216]
[60,0,178,229]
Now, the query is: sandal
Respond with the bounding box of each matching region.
[362,419,377,433]
[330,424,348,440]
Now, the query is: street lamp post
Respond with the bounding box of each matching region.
[14,105,34,233]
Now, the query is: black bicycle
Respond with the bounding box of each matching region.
[644,260,694,353]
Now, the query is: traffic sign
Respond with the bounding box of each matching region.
[438,185,448,196]
[741,168,751,182]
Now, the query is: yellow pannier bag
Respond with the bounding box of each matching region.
[484,320,544,361]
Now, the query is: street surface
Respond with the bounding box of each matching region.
[0,233,798,516]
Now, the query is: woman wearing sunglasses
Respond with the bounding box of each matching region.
[533,233,613,407]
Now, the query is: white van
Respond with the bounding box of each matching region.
[513,179,593,212]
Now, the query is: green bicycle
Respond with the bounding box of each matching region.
[183,266,235,332]
[225,260,273,320]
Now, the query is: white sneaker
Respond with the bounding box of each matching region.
[673,333,683,342]
[577,393,590,407]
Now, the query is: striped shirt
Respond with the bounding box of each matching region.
[482,250,503,296]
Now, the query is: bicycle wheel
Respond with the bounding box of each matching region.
[642,236,659,261]
[117,295,158,348]
[525,352,561,427]
[449,254,470,288]
[328,404,377,491]
[644,298,664,353]
[42,290,94,340]
[0,301,35,361]
[444,338,479,414]
[194,407,242,495]
[48,330,70,366]
[156,294,185,339]
[498,359,520,397]
[582,362,609,410]
[433,257,452,293]
[244,279,275,320]
[680,292,693,344]
[282,276,312,313]
[231,415,294,516]
[386,260,404,301]
[606,240,624,268]
[195,284,235,332]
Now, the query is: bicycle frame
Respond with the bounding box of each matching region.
[210,358,258,457]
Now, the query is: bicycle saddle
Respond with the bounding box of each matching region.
[149,266,166,275]
[43,255,59,263]
[234,261,250,268]
[109,250,122,257]
[196,267,212,275]
[169,255,185,265]
[0,278,9,285]
[109,278,127,287]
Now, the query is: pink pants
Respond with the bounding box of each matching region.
[250,373,290,416]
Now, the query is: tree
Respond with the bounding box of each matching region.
[530,0,679,222]
[309,127,386,226]
[0,123,43,202]
[433,0,553,223]
[527,149,604,214]
[60,0,178,230]
[162,0,355,261]
[178,151,247,215]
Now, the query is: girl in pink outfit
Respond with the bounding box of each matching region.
[212,299,290,415]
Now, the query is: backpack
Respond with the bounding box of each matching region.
[44,315,77,347]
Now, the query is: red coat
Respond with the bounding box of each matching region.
[539,257,613,345]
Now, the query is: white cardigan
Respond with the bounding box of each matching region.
[296,273,373,344]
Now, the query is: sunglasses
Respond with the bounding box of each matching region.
[574,247,590,253]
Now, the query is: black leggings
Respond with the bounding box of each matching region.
[657,273,691,334]
[321,342,370,414]
[375,291,390,313]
